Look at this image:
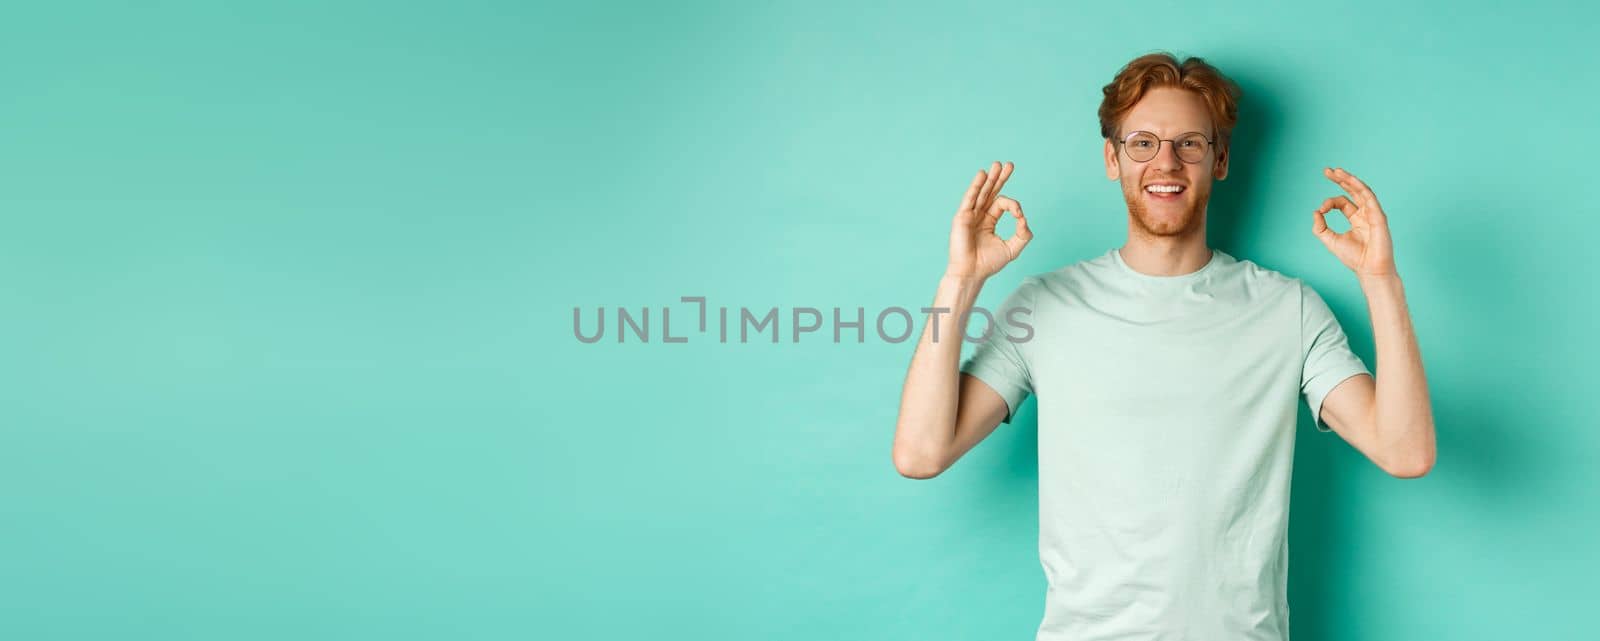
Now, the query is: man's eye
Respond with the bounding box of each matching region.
[1180,140,1197,147]
[1132,140,1152,148]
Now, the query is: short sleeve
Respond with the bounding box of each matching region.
[1300,281,1371,432]
[959,276,1037,424]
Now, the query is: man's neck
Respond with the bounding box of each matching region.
[1118,232,1213,277]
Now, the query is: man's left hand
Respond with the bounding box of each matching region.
[1313,167,1396,278]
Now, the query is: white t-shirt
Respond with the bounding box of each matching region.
[960,247,1370,641]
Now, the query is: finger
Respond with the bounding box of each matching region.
[996,197,1031,259]
[1326,167,1376,209]
[1322,166,1355,196]
[988,194,1020,221]
[983,194,1019,232]
[975,161,1003,210]
[1314,195,1358,220]
[1006,217,1031,260]
[1334,167,1385,219]
[989,161,1016,204]
[958,169,986,212]
[1311,207,1338,247]
[1313,195,1358,245]
[1323,166,1360,196]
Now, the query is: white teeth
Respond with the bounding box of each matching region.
[1145,185,1184,193]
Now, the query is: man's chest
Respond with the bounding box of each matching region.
[1025,301,1301,426]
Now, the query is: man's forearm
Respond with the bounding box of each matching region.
[1359,273,1437,474]
[892,273,986,474]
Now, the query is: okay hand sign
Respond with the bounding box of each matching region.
[1313,167,1396,278]
[947,161,1032,280]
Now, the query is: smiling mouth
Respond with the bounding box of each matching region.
[1144,184,1186,200]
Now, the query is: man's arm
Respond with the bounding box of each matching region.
[1311,166,1436,478]
[891,274,1012,479]
[892,161,1032,479]
[1318,273,1436,477]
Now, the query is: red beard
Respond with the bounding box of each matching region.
[1123,180,1210,238]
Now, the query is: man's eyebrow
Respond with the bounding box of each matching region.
[1124,124,1210,134]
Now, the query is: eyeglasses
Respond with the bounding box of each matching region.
[1116,130,1217,164]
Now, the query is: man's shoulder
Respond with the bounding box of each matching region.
[1027,248,1119,286]
[1226,252,1307,292]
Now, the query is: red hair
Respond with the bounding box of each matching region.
[1098,52,1242,151]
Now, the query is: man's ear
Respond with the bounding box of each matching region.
[1104,139,1119,180]
[1214,145,1229,181]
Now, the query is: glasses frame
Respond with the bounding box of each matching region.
[1115,130,1218,164]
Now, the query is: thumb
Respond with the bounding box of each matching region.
[1005,214,1032,260]
[1311,209,1339,252]
[1000,199,1031,260]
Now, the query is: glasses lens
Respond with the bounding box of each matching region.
[1124,132,1158,162]
[1175,133,1209,163]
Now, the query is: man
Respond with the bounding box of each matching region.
[890,52,1436,640]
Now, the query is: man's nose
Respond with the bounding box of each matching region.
[1151,139,1184,170]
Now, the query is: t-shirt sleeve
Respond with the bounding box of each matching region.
[958,276,1037,424]
[1299,280,1372,432]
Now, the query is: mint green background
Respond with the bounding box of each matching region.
[3,1,1596,639]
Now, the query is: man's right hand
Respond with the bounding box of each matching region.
[947,161,1032,280]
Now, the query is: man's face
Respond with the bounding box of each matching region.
[1103,86,1229,238]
